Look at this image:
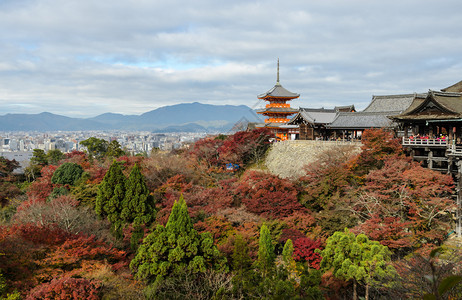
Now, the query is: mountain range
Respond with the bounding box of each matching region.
[0,102,262,132]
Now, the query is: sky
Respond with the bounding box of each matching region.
[1,0,462,118]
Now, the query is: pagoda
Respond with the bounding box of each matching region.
[256,59,299,140]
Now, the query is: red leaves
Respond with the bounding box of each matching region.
[292,237,323,269]
[352,156,455,249]
[26,277,101,300]
[238,171,306,219]
[58,235,126,264]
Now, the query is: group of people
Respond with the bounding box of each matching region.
[409,133,448,140]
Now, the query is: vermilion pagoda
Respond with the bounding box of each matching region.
[256,59,299,140]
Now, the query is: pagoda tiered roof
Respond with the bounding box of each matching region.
[257,82,300,99]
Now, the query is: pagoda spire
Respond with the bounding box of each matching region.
[277,58,280,84]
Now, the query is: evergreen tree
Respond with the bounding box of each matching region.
[320,228,394,300]
[95,161,126,232]
[130,195,227,284]
[46,149,64,165]
[51,162,84,186]
[256,224,275,277]
[282,239,294,267]
[121,164,154,226]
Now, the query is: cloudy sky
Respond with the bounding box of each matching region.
[1,0,462,118]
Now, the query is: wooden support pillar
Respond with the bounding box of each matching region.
[428,151,433,169]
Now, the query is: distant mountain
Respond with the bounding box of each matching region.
[0,112,109,131]
[0,102,262,132]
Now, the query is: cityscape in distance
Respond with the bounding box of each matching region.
[0,102,261,170]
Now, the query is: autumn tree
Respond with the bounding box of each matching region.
[26,277,101,300]
[121,163,154,226]
[351,157,454,251]
[299,146,355,211]
[237,171,306,219]
[320,229,394,300]
[349,128,403,177]
[51,162,84,186]
[218,128,274,167]
[293,237,323,270]
[130,195,227,285]
[95,161,126,233]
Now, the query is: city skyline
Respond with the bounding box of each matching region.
[1,0,462,118]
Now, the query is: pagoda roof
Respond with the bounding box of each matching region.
[256,107,299,114]
[391,90,462,121]
[258,82,300,99]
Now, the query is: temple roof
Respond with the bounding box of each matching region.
[327,112,396,129]
[441,80,462,93]
[288,107,338,125]
[362,94,425,113]
[258,82,300,99]
[391,91,462,121]
[256,107,299,114]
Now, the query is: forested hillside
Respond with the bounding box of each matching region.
[0,128,461,299]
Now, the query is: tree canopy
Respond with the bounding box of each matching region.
[130,195,227,284]
[320,228,394,300]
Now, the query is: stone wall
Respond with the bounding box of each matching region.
[265,140,362,179]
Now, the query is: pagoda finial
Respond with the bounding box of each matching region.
[277,58,280,84]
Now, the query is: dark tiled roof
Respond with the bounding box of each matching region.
[288,109,337,125]
[441,80,462,93]
[327,112,397,129]
[362,94,425,113]
[391,91,462,121]
[256,107,299,114]
[258,82,300,99]
[335,105,355,112]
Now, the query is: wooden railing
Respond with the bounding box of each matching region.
[402,137,462,156]
[402,137,448,146]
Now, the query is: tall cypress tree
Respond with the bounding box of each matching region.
[130,195,227,284]
[256,224,275,277]
[95,161,126,232]
[121,163,154,226]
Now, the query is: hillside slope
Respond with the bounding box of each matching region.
[265,140,361,179]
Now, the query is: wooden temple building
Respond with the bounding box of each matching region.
[252,71,462,236]
[256,60,299,141]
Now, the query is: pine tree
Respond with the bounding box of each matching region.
[256,224,275,277]
[121,164,154,226]
[320,228,394,300]
[95,161,126,232]
[130,195,227,284]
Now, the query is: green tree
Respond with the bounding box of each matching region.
[51,162,84,185]
[320,228,394,300]
[106,140,125,158]
[46,149,64,165]
[80,137,109,160]
[26,149,48,180]
[130,195,227,285]
[256,224,275,277]
[230,235,255,298]
[95,161,126,233]
[282,239,294,267]
[121,163,154,226]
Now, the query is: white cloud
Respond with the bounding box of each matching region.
[0,0,461,117]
